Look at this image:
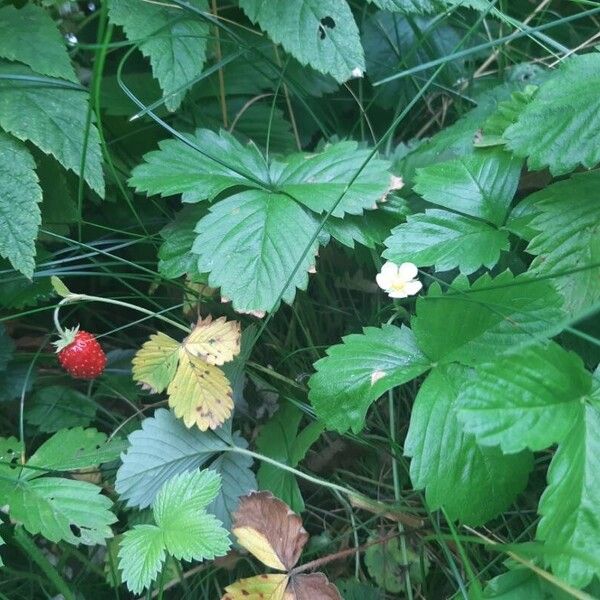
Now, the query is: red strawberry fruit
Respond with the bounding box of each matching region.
[54,327,107,380]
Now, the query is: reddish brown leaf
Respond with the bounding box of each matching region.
[285,573,342,600]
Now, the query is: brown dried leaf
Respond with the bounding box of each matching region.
[285,574,342,600]
[232,492,308,571]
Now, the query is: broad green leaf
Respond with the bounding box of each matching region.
[0,63,104,197]
[481,86,536,140]
[0,436,23,482]
[119,470,230,593]
[521,172,600,315]
[107,0,209,112]
[1,477,115,545]
[132,332,180,394]
[115,408,229,508]
[276,142,397,217]
[0,323,15,371]
[257,403,323,511]
[336,579,383,600]
[505,54,600,175]
[26,428,126,475]
[384,209,509,274]
[405,365,533,524]
[413,149,522,226]
[369,0,434,12]
[193,190,320,314]
[309,325,431,433]
[482,567,568,599]
[456,343,591,453]
[0,4,77,82]
[118,525,166,594]
[26,386,96,432]
[0,133,42,278]
[129,129,270,202]
[158,205,207,279]
[238,0,365,83]
[537,404,600,587]
[154,470,230,560]
[411,271,565,367]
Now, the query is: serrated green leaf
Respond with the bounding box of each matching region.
[26,386,96,432]
[413,149,522,226]
[505,54,600,175]
[0,477,115,545]
[0,63,104,197]
[276,142,394,217]
[0,323,15,372]
[257,403,323,512]
[368,0,434,12]
[206,437,257,531]
[411,271,565,367]
[0,4,77,83]
[481,86,536,140]
[26,428,125,476]
[158,205,207,279]
[154,470,230,560]
[118,525,166,594]
[537,403,600,587]
[115,408,229,508]
[0,133,42,278]
[194,190,319,314]
[456,343,591,453]
[384,208,509,274]
[309,325,431,433]
[405,365,533,525]
[521,172,600,316]
[239,0,365,83]
[107,0,209,112]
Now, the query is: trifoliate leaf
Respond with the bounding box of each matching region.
[0,323,15,372]
[521,171,600,316]
[405,365,533,524]
[384,208,509,274]
[257,402,323,512]
[153,470,230,561]
[168,350,234,431]
[193,190,320,314]
[222,574,289,600]
[239,0,364,83]
[183,317,241,366]
[107,0,209,112]
[505,54,600,175]
[115,408,229,508]
[0,4,77,82]
[537,404,600,587]
[0,63,104,197]
[119,470,230,594]
[309,325,431,434]
[413,149,522,226]
[232,491,308,571]
[456,343,591,453]
[0,133,42,278]
[118,525,166,595]
[0,477,115,545]
[411,271,565,367]
[26,386,96,432]
[132,332,180,394]
[26,427,126,475]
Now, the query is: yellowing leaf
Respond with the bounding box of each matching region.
[167,350,233,431]
[222,574,289,600]
[183,316,241,366]
[132,332,180,394]
[232,492,308,571]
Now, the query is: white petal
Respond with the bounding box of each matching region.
[380,261,399,277]
[376,272,393,290]
[404,280,423,296]
[397,262,418,281]
[388,289,408,299]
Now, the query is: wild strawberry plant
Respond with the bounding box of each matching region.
[0,1,599,598]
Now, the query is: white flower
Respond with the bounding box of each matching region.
[376,261,423,298]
